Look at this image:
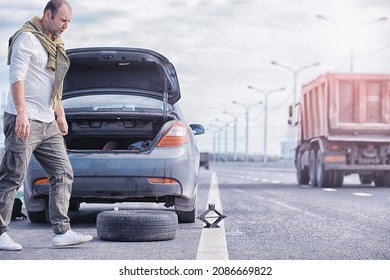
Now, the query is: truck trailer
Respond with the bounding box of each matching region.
[289,73,390,188]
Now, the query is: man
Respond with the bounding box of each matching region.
[0,0,93,251]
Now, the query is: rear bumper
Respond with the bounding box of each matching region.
[24,147,199,211]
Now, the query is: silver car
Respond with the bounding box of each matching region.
[24,47,204,223]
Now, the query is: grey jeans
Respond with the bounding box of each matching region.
[0,112,73,234]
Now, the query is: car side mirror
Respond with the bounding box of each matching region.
[288,105,293,117]
[190,124,205,135]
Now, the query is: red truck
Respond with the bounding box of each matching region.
[289,73,390,188]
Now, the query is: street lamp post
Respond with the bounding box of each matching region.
[270,61,320,105]
[207,126,217,162]
[247,86,285,163]
[316,14,387,73]
[223,110,243,161]
[270,61,320,159]
[232,100,262,162]
[209,124,224,162]
[215,118,229,162]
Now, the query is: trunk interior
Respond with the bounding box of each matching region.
[64,114,176,151]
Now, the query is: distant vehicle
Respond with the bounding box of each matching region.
[200,152,210,169]
[289,73,390,188]
[24,47,204,223]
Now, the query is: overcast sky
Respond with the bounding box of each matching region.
[1,0,390,156]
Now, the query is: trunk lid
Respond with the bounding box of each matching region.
[63,47,181,105]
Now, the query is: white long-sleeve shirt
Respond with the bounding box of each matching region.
[5,32,55,123]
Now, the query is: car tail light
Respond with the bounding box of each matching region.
[34,178,49,185]
[148,178,179,184]
[157,121,189,147]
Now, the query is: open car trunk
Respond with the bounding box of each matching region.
[64,112,176,151]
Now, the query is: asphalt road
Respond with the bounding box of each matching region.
[2,161,390,260]
[215,162,390,260]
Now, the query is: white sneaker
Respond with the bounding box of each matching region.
[53,230,93,247]
[0,232,22,251]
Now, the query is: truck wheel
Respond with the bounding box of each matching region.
[330,171,344,188]
[316,150,333,188]
[97,209,178,242]
[359,175,373,185]
[296,153,309,185]
[374,172,390,187]
[374,175,385,187]
[309,149,317,187]
[385,172,390,187]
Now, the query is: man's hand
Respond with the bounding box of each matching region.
[56,115,68,135]
[11,81,29,139]
[15,112,30,139]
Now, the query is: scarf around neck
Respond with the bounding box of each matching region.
[7,16,70,109]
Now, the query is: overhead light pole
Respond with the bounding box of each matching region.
[209,124,224,162]
[270,61,320,105]
[316,14,387,73]
[232,100,262,162]
[207,126,218,162]
[215,118,229,162]
[247,86,285,163]
[270,61,320,160]
[223,110,243,161]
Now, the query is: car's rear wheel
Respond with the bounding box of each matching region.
[27,198,50,223]
[68,202,81,211]
[27,210,47,223]
[97,209,178,242]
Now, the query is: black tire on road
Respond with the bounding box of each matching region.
[97,210,178,242]
[68,202,81,211]
[374,172,390,187]
[374,175,385,187]
[385,172,390,187]
[316,150,333,188]
[359,174,373,185]
[296,152,310,185]
[309,149,317,187]
[330,171,344,188]
[27,210,47,223]
[27,198,50,223]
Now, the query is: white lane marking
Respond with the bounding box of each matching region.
[353,193,373,197]
[234,188,319,218]
[196,172,229,260]
[323,188,337,192]
[266,198,319,218]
